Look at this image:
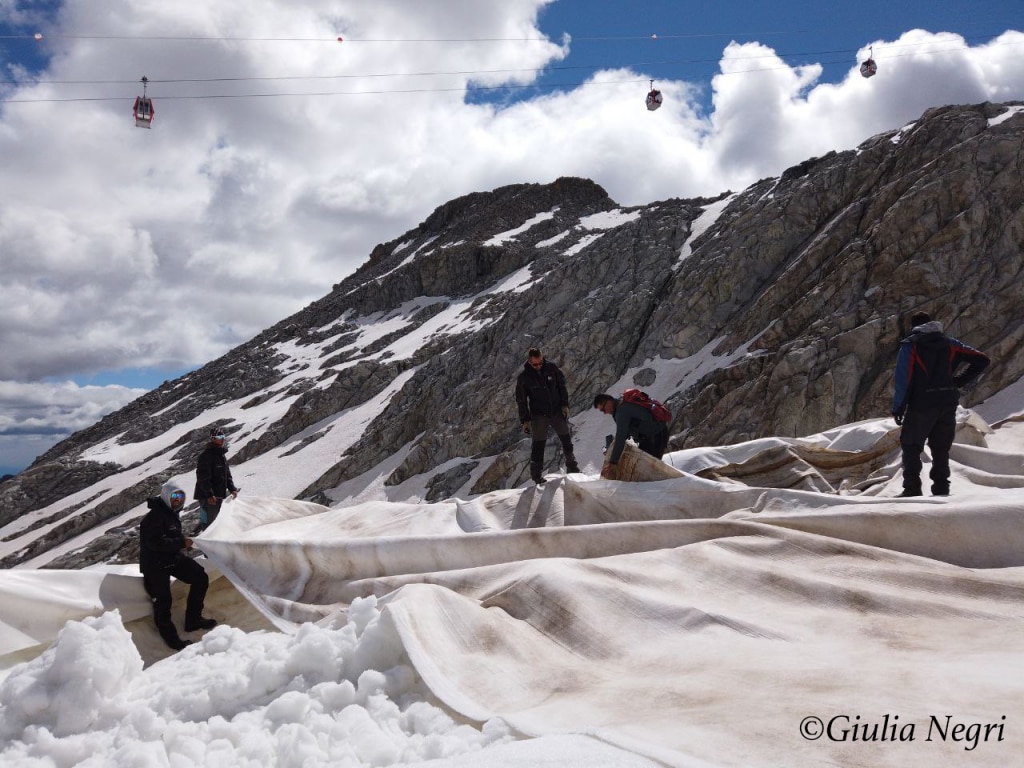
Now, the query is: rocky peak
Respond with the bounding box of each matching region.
[2,102,1023,570]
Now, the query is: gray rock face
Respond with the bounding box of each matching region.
[652,102,1024,448]
[3,101,1023,569]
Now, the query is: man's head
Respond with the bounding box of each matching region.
[160,480,187,512]
[210,427,227,446]
[593,394,616,415]
[910,311,932,328]
[527,347,544,370]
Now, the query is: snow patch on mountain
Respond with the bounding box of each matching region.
[485,208,559,246]
[678,195,736,264]
[578,209,641,230]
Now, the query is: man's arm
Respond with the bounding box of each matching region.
[195,452,214,499]
[554,364,570,408]
[140,512,186,554]
[892,342,912,416]
[608,409,632,465]
[950,340,990,388]
[514,374,530,424]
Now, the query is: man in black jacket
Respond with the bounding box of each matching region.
[515,348,580,483]
[891,312,990,497]
[139,480,217,650]
[194,428,239,531]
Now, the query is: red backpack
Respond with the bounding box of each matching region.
[621,389,672,423]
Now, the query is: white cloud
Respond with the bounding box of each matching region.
[706,30,1024,189]
[0,380,146,470]
[0,3,1022,466]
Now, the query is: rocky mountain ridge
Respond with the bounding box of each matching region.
[2,101,1022,570]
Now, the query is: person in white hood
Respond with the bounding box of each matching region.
[139,479,217,649]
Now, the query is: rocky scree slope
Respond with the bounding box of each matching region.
[1,102,1022,569]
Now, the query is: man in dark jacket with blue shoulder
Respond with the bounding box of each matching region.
[140,480,217,650]
[515,347,580,484]
[892,312,990,497]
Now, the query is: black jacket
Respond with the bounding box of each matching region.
[194,444,238,500]
[139,497,187,574]
[608,400,667,464]
[515,360,569,422]
[892,322,990,415]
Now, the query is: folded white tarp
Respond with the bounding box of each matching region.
[0,568,151,655]
[192,482,1024,766]
[4,416,1024,766]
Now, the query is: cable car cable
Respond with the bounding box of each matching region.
[1,33,1015,90]
[2,34,1020,105]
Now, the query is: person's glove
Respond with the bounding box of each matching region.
[892,412,904,427]
[522,421,531,435]
[561,406,569,418]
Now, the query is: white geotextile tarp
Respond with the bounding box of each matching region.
[189,460,1024,765]
[3,416,1024,765]
[0,568,152,654]
[379,536,1024,767]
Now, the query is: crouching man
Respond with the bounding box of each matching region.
[139,480,217,650]
[593,393,670,479]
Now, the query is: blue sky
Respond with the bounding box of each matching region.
[4,1,1018,113]
[494,1,1019,109]
[0,0,1021,475]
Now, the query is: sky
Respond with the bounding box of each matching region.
[2,396,1024,765]
[0,0,1022,476]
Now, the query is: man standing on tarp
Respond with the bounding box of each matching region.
[194,427,239,531]
[515,347,580,484]
[892,312,990,497]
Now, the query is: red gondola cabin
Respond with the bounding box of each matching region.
[133,95,154,128]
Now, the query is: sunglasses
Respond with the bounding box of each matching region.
[169,491,186,500]
[212,434,226,440]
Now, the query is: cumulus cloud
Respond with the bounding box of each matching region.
[0,1,1022,470]
[0,380,146,471]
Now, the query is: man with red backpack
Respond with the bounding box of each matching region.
[593,391,671,478]
[891,312,990,497]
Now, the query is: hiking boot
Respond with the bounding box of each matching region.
[159,629,192,651]
[185,616,218,632]
[897,488,921,498]
[931,486,950,497]
[565,457,580,474]
[529,461,545,484]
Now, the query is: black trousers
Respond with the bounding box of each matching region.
[638,425,670,460]
[900,404,956,493]
[530,413,575,464]
[143,558,209,640]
